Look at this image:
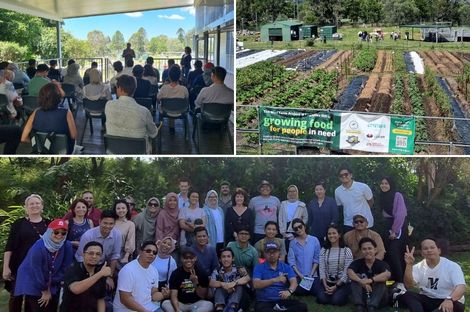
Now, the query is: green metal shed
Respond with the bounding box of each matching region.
[260,20,303,42]
[301,25,318,39]
[319,25,337,39]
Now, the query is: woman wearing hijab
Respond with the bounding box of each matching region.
[378,176,408,291]
[203,190,225,252]
[156,193,180,242]
[132,197,160,258]
[151,236,177,292]
[63,63,84,103]
[278,185,308,252]
[3,194,50,312]
[14,219,73,312]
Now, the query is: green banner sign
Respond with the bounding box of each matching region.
[259,106,415,154]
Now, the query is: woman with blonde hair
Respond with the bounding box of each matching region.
[2,194,50,312]
[83,68,111,101]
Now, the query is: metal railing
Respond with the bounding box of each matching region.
[15,56,197,83]
[236,104,470,155]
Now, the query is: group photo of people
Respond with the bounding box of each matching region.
[0,157,467,312]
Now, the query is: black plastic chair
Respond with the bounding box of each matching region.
[192,103,233,153]
[22,95,39,116]
[80,98,107,144]
[61,83,76,110]
[30,131,68,154]
[158,98,190,147]
[13,82,24,90]
[104,134,147,155]
[135,97,154,116]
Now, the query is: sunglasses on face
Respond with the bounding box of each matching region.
[354,220,365,224]
[293,225,304,231]
[339,173,350,178]
[148,203,159,207]
[53,230,67,236]
[84,251,102,257]
[144,249,157,255]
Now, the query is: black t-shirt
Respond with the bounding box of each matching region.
[168,266,209,304]
[348,258,390,281]
[5,218,49,275]
[60,262,106,312]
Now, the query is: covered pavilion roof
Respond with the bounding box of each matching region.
[0,0,194,21]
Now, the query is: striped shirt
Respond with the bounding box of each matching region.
[319,246,353,284]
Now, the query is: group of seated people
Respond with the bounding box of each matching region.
[3,178,467,312]
[0,51,234,154]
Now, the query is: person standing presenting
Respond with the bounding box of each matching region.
[335,166,374,232]
[122,43,136,65]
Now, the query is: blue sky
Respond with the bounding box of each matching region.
[63,7,195,40]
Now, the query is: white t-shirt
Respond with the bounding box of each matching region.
[413,257,466,304]
[151,255,177,284]
[210,208,224,243]
[335,181,374,227]
[113,259,160,311]
[286,201,299,222]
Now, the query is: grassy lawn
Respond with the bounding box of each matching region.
[238,26,470,52]
[1,251,470,311]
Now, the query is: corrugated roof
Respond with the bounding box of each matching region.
[262,20,303,28]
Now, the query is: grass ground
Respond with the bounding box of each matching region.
[238,26,470,52]
[1,251,470,311]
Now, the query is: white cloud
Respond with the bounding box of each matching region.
[158,14,185,20]
[125,12,143,17]
[181,7,195,16]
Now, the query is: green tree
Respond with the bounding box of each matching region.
[129,27,148,58]
[176,28,185,45]
[147,35,169,54]
[110,30,126,58]
[0,8,55,56]
[383,0,420,25]
[37,27,58,59]
[184,28,195,47]
[359,0,383,24]
[87,30,110,57]
[63,36,92,60]
[341,0,361,23]
[0,41,28,61]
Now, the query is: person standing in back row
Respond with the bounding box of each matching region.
[335,166,374,232]
[248,180,281,244]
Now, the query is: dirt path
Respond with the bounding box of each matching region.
[353,74,379,111]
[318,50,354,72]
[371,74,393,113]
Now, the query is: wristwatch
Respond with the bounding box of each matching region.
[445,296,454,302]
[287,288,294,294]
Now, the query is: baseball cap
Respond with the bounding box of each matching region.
[48,219,68,230]
[264,241,280,251]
